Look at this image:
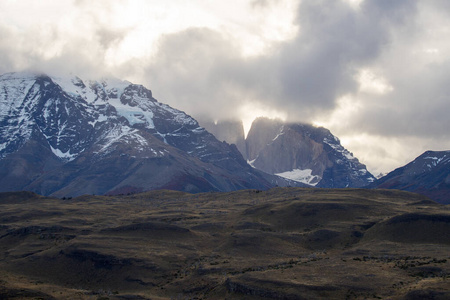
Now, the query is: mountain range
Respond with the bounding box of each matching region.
[204,119,450,204]
[1,72,448,204]
[202,117,376,188]
[0,72,300,197]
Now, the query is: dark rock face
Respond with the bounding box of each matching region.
[0,72,291,196]
[247,120,328,175]
[372,150,450,204]
[244,117,375,188]
[198,117,375,188]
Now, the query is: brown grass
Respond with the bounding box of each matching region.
[0,188,449,299]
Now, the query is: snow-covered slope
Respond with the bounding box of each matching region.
[275,169,321,186]
[0,72,292,196]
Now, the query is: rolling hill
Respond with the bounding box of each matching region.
[0,188,448,299]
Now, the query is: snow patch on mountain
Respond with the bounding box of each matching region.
[0,73,37,121]
[88,114,108,127]
[109,97,155,128]
[424,155,449,165]
[275,169,321,186]
[95,126,148,154]
[419,152,450,171]
[49,145,77,161]
[101,78,131,97]
[52,76,97,103]
[323,137,357,161]
[272,125,285,142]
[192,127,206,134]
[0,74,43,158]
[159,102,198,126]
[247,159,256,168]
[52,76,131,105]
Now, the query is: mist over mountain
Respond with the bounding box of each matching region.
[198,119,247,160]
[0,72,298,197]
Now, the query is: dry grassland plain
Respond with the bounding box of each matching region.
[0,188,449,299]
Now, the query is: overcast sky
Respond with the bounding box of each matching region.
[1,0,450,175]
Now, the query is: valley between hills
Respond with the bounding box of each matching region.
[0,188,449,299]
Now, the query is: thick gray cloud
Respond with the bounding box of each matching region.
[0,0,131,78]
[143,0,421,122]
[137,0,450,173]
[1,0,450,173]
[349,62,450,138]
[333,1,450,139]
[142,28,244,119]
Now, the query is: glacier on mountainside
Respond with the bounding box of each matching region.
[275,168,321,186]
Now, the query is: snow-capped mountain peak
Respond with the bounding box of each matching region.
[0,72,290,196]
[0,72,202,161]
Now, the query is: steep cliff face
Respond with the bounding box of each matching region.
[244,118,375,188]
[0,72,296,196]
[247,121,329,174]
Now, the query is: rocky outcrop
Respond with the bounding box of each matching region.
[247,120,328,175]
[245,117,375,188]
